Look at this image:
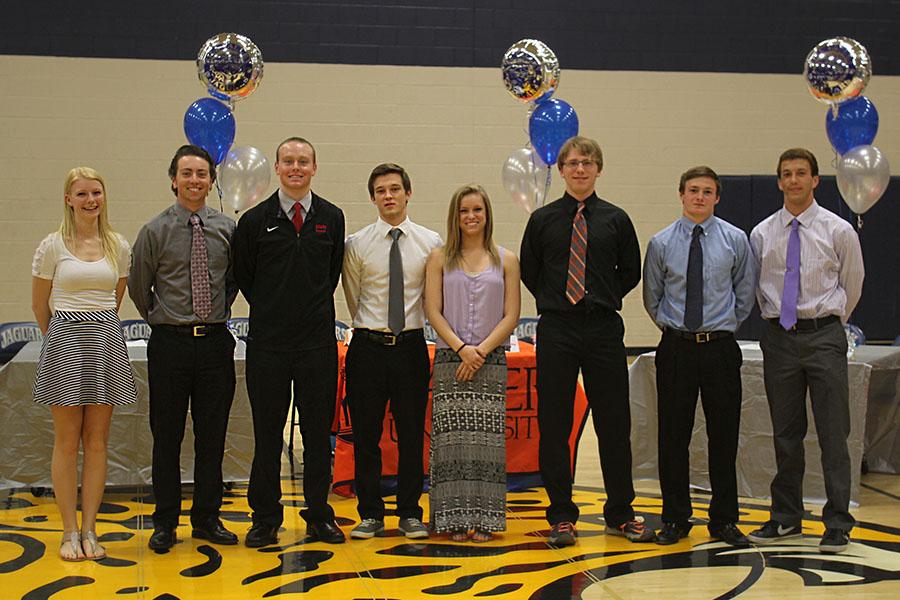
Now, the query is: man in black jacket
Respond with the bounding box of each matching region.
[232,137,346,547]
[520,136,653,546]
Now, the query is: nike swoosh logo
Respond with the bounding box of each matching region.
[266,226,278,232]
[777,525,795,535]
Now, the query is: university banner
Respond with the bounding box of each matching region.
[331,341,590,496]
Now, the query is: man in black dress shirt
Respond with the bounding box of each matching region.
[232,137,346,547]
[520,136,653,546]
[129,145,239,550]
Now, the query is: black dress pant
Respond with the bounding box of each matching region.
[655,330,742,527]
[345,331,430,521]
[147,326,236,529]
[536,310,635,528]
[245,343,338,527]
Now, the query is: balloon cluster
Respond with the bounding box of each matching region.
[804,37,890,216]
[500,39,579,214]
[184,33,271,213]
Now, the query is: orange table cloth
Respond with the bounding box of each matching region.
[330,341,589,496]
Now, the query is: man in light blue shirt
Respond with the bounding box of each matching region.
[642,166,756,547]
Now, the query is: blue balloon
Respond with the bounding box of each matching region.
[183,98,235,165]
[826,96,878,156]
[529,99,579,165]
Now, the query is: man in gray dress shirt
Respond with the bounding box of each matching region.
[747,148,864,554]
[129,144,239,551]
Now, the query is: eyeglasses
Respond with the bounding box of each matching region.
[562,159,596,169]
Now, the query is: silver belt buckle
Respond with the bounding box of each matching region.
[384,333,397,346]
[695,332,711,343]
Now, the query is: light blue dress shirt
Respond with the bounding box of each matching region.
[643,215,756,333]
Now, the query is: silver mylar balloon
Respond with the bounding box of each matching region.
[197,33,264,102]
[835,144,890,214]
[803,37,871,104]
[501,146,551,214]
[219,146,271,213]
[501,39,560,103]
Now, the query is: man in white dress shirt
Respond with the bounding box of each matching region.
[342,163,442,540]
[747,148,864,554]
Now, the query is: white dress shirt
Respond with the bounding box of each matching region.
[750,200,864,322]
[342,216,442,332]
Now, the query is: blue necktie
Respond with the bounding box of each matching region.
[684,225,703,331]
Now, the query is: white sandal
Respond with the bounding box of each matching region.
[81,530,106,560]
[60,530,85,562]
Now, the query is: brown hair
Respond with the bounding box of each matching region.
[777,148,819,177]
[443,184,500,271]
[679,165,721,195]
[367,163,411,198]
[556,136,604,171]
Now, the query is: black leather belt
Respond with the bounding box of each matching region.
[153,323,228,337]
[665,328,733,344]
[354,328,424,346]
[767,315,840,332]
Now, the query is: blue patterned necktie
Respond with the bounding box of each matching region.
[683,224,703,331]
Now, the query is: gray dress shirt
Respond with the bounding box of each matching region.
[128,202,237,325]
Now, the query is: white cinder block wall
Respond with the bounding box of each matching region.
[2,56,897,347]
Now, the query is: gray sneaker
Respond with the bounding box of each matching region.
[350,518,384,539]
[398,517,429,539]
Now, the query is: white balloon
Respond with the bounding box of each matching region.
[836,144,891,214]
[219,146,271,213]
[501,146,551,214]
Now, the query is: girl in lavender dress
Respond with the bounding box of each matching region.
[424,184,520,542]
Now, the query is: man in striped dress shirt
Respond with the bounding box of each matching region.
[747,148,864,554]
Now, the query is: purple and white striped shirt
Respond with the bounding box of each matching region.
[750,200,864,322]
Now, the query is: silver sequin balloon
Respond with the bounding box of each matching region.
[803,37,871,104]
[197,33,264,103]
[501,39,560,103]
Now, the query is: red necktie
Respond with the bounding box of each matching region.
[565,202,587,304]
[292,201,303,233]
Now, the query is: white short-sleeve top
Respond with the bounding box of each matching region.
[32,231,131,312]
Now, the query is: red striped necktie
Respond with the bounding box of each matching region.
[565,202,587,304]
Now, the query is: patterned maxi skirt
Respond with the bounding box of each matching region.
[33,309,137,406]
[429,347,507,533]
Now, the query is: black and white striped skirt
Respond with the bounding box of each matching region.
[33,309,137,407]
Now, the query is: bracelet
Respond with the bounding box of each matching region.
[455,343,467,354]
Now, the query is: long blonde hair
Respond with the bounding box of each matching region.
[443,184,500,271]
[59,167,121,272]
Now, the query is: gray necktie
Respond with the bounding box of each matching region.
[388,228,405,335]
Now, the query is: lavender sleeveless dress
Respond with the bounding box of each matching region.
[429,248,507,534]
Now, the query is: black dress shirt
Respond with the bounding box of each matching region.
[520,192,641,315]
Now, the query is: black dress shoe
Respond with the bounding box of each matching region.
[709,523,750,547]
[148,527,177,550]
[306,520,346,544]
[655,521,692,545]
[192,519,238,545]
[245,523,279,548]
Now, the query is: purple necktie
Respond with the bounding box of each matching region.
[779,218,800,330]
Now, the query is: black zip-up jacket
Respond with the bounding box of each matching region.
[232,191,345,350]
